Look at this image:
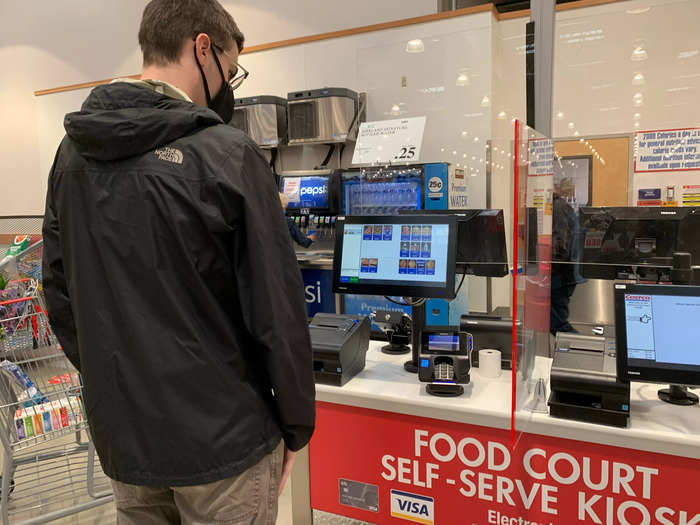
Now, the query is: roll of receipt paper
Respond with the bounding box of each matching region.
[479,349,502,378]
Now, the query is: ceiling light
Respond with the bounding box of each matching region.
[452,150,457,155]
[678,50,699,60]
[480,95,491,108]
[634,113,641,121]
[472,156,476,161]
[574,131,580,136]
[497,110,507,119]
[440,148,445,152]
[556,111,564,120]
[631,45,648,61]
[633,73,645,86]
[568,122,575,131]
[390,104,401,116]
[634,122,640,128]
[456,73,470,87]
[461,131,468,138]
[579,138,584,142]
[463,154,467,158]
[633,92,644,106]
[406,39,425,53]
[474,137,480,143]
[626,7,651,14]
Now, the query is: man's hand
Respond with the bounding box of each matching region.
[278,447,297,496]
[308,233,317,242]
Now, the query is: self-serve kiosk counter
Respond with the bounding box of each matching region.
[287,212,700,523]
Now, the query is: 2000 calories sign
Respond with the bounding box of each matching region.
[635,128,700,172]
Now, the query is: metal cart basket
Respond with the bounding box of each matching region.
[0,239,113,524]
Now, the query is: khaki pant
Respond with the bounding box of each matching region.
[110,443,284,525]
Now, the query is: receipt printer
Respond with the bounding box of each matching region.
[309,313,370,386]
[548,333,630,428]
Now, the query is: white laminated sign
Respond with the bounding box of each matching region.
[352,117,426,165]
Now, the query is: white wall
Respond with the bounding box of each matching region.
[0,1,145,215]
[552,0,700,201]
[225,0,437,48]
[0,0,436,216]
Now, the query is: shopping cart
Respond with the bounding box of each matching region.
[0,237,43,286]
[0,245,113,523]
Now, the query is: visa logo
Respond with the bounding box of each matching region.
[390,489,434,525]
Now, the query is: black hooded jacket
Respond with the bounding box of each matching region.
[42,82,315,486]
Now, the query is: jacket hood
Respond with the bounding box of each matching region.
[64,82,223,161]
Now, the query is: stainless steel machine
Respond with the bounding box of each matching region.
[231,95,287,149]
[287,88,363,145]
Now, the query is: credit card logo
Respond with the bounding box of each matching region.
[390,489,434,525]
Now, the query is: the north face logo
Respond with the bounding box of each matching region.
[154,147,183,164]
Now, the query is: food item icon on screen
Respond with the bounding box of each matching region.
[369,259,378,273]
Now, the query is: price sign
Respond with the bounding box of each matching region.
[352,117,426,165]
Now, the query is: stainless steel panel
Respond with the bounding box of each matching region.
[238,104,284,148]
[288,96,356,145]
[568,278,615,327]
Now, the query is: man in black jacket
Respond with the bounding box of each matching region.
[42,0,315,522]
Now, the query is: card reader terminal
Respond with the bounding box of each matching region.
[418,327,471,397]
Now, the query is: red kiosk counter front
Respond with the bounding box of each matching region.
[290,341,700,525]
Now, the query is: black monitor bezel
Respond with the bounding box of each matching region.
[333,215,458,299]
[614,283,700,386]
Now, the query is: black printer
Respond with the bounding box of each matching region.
[548,332,630,428]
[309,313,370,386]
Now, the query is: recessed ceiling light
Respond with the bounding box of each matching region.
[456,73,470,87]
[406,39,425,53]
[568,122,575,131]
[633,92,644,106]
[631,46,648,61]
[633,73,645,86]
[634,113,642,121]
[497,111,507,119]
[480,95,491,108]
[626,7,651,14]
[556,111,564,120]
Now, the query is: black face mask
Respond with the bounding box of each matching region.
[194,43,234,123]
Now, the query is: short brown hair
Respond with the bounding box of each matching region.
[139,0,245,66]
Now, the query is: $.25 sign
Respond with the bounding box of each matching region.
[352,117,426,165]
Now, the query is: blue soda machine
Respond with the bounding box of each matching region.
[279,171,341,318]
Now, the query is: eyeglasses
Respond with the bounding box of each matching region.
[214,44,249,91]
